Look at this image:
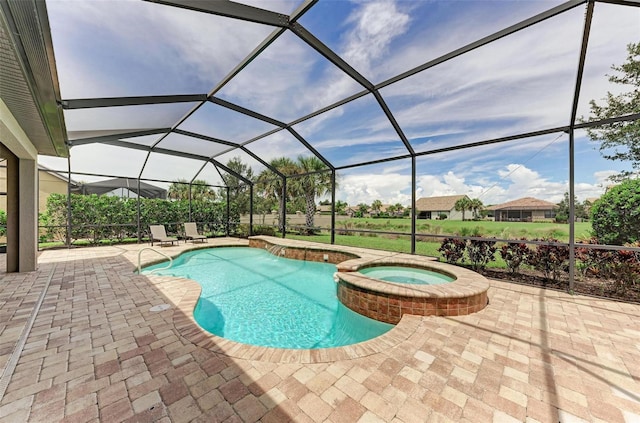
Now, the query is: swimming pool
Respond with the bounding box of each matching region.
[359,266,454,285]
[144,247,393,349]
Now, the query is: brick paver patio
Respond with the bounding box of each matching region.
[1,238,639,422]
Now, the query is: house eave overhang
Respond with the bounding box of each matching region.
[0,0,68,158]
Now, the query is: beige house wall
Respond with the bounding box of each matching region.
[0,167,68,214]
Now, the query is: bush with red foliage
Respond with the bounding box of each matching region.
[500,239,531,275]
[526,238,569,282]
[438,238,466,264]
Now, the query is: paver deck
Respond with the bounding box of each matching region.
[1,238,639,422]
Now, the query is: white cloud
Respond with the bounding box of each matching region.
[244,131,308,164]
[575,3,640,118]
[279,0,412,132]
[343,1,411,76]
[336,163,607,206]
[48,0,274,98]
[337,172,411,206]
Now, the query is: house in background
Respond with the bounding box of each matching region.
[0,163,77,214]
[487,197,557,222]
[415,195,468,220]
[317,205,331,214]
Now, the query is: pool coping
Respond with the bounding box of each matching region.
[138,236,487,363]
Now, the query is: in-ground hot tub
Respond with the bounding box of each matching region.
[359,265,455,285]
[336,261,489,324]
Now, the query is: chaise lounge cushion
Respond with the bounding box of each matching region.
[149,225,178,246]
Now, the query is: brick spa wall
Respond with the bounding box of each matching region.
[337,280,488,324]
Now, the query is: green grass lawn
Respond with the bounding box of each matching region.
[288,219,593,269]
[331,218,592,243]
[287,233,517,268]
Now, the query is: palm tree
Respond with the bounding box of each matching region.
[335,200,348,215]
[357,203,369,217]
[256,157,297,231]
[371,199,383,215]
[454,197,472,221]
[469,198,484,220]
[295,156,332,234]
[387,204,397,216]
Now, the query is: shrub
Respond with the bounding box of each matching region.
[500,239,531,275]
[466,239,497,271]
[591,178,640,245]
[0,209,6,238]
[526,238,569,282]
[606,245,640,293]
[41,193,235,244]
[252,225,276,236]
[575,237,613,278]
[577,238,640,293]
[438,238,466,264]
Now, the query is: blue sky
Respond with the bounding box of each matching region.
[39,0,640,206]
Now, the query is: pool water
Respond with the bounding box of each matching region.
[144,247,393,349]
[359,266,454,285]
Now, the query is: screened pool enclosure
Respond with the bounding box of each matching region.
[1,0,640,288]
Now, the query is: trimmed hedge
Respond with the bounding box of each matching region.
[40,193,239,244]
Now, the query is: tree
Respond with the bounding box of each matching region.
[555,192,588,223]
[584,42,640,180]
[336,200,348,215]
[356,203,369,217]
[394,203,405,216]
[168,179,215,201]
[454,197,472,220]
[590,178,640,245]
[387,204,397,216]
[371,200,383,215]
[221,157,254,215]
[256,157,298,231]
[469,198,484,220]
[0,210,6,238]
[294,156,332,234]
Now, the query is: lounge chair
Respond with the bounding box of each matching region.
[149,225,178,246]
[184,222,207,243]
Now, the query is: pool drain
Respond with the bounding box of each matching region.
[149,304,171,312]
